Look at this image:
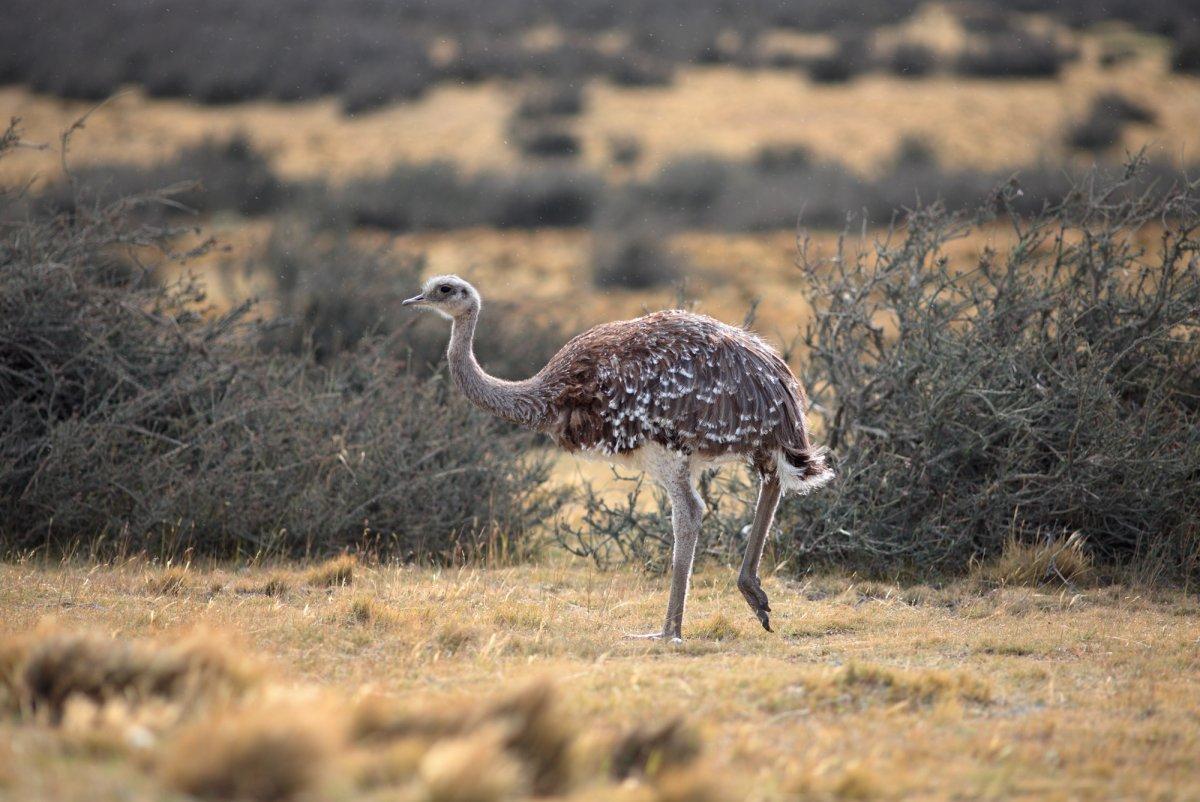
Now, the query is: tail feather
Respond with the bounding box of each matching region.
[775,446,834,495]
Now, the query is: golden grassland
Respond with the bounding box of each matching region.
[2,555,1198,801]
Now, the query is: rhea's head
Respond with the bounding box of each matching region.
[402,275,480,320]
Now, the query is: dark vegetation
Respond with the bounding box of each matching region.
[38,132,1194,246]
[0,0,919,108]
[954,34,1074,79]
[2,0,1195,109]
[516,83,586,120]
[0,122,559,561]
[254,223,567,379]
[888,43,938,79]
[38,135,287,218]
[560,162,1200,582]
[591,230,682,289]
[514,128,583,160]
[1066,93,1157,153]
[1172,27,1200,74]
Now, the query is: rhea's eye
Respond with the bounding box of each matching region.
[439,285,452,294]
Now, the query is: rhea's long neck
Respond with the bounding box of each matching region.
[447,308,545,429]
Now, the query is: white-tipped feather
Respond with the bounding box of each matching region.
[775,448,835,495]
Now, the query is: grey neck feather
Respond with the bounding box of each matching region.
[447,307,545,429]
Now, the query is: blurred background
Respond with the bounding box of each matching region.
[3,0,1198,348]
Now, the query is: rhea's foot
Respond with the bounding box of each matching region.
[737,573,773,632]
[624,630,683,643]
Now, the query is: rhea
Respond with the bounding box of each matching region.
[404,275,833,640]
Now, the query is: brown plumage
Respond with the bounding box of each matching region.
[534,310,828,489]
[404,275,833,639]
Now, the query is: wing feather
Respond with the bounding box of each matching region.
[539,310,809,459]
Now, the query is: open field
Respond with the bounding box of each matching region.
[3,2,1199,798]
[3,560,1199,801]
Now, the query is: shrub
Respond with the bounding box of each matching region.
[955,33,1070,79]
[608,135,643,167]
[807,41,864,84]
[785,164,1200,578]
[253,222,569,382]
[892,136,938,169]
[591,230,683,290]
[1171,26,1200,74]
[255,224,418,361]
[515,83,586,119]
[340,162,486,230]
[340,163,600,230]
[1066,93,1156,153]
[0,122,558,561]
[754,143,813,172]
[515,128,582,159]
[339,39,434,115]
[605,55,674,87]
[490,168,600,227]
[887,43,937,78]
[1066,109,1122,152]
[1094,91,1156,125]
[39,135,287,218]
[565,164,1200,583]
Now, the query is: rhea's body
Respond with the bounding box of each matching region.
[405,276,832,639]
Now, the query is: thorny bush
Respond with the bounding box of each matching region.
[559,161,1200,582]
[0,120,558,561]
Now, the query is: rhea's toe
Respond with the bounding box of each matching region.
[625,631,666,641]
[738,575,774,632]
[755,608,773,632]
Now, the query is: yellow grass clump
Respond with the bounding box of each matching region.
[0,630,259,724]
[976,532,1094,587]
[160,706,340,802]
[235,572,294,597]
[418,727,528,802]
[143,565,193,596]
[0,624,719,802]
[303,554,357,588]
[798,661,993,709]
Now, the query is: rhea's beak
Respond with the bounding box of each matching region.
[402,294,425,308]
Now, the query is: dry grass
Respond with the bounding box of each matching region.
[304,555,358,589]
[160,706,338,801]
[974,532,1095,587]
[1,560,1198,800]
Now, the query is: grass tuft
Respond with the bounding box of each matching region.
[2,630,258,723]
[418,728,527,802]
[236,573,294,598]
[160,707,337,802]
[690,613,741,641]
[976,533,1094,587]
[303,555,357,589]
[827,662,993,708]
[347,596,401,628]
[611,718,701,780]
[144,566,192,596]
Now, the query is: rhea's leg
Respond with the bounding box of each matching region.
[738,475,782,631]
[626,456,703,641]
[660,477,704,640]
